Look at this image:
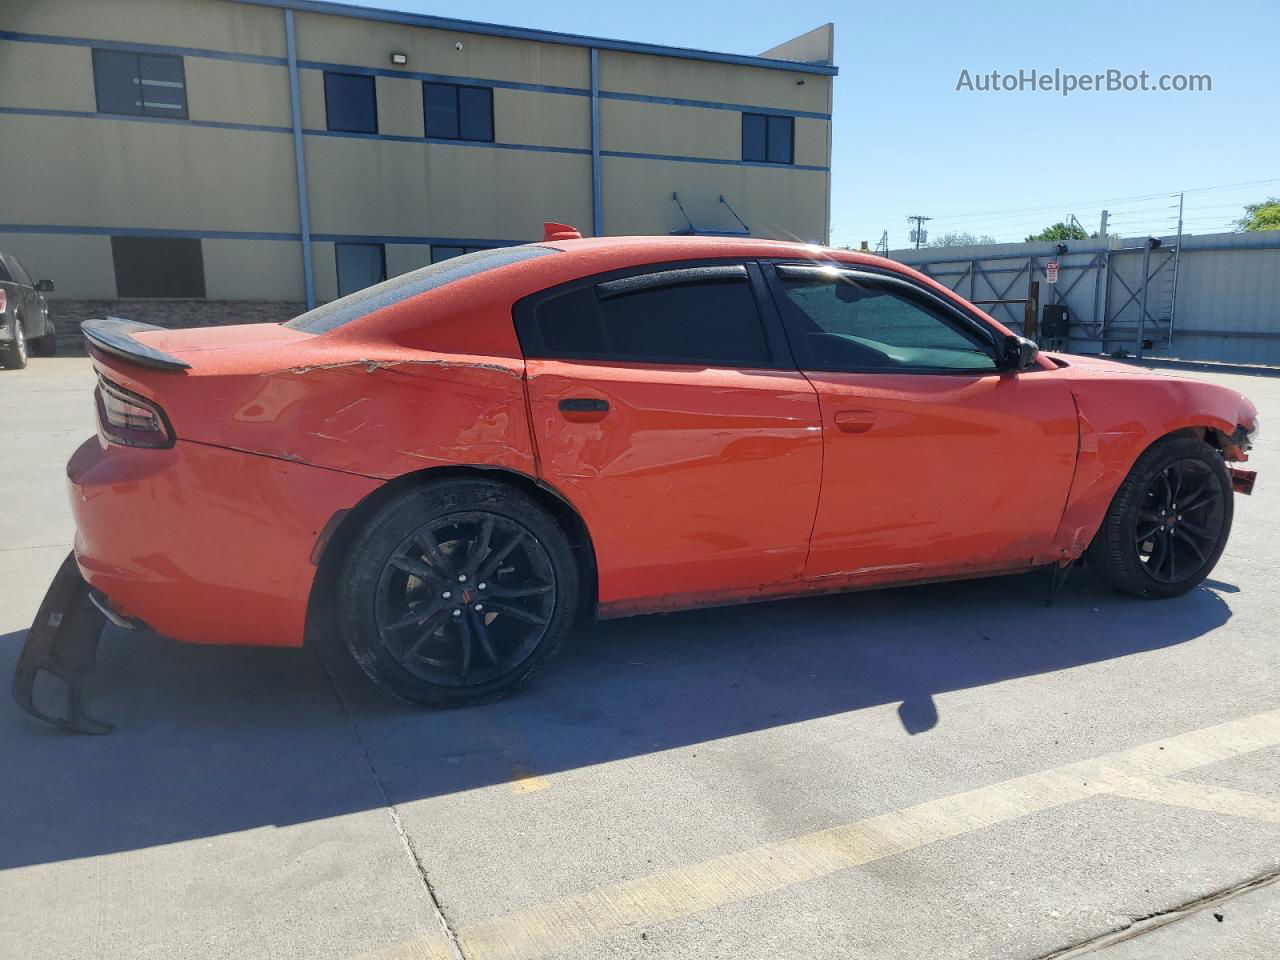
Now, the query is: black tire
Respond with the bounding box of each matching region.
[1086,435,1233,598]
[31,317,57,357]
[1,318,28,370]
[336,479,579,707]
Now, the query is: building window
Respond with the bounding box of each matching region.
[430,244,492,263]
[324,72,378,134]
[93,49,187,119]
[335,243,386,297]
[424,83,494,142]
[741,113,793,164]
[111,237,205,298]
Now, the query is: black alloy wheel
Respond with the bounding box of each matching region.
[374,512,556,687]
[1087,435,1233,598]
[336,479,579,706]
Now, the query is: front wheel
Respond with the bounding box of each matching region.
[1086,436,1233,598]
[336,479,579,707]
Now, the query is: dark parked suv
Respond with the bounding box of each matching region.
[0,252,57,369]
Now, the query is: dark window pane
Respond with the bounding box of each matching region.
[766,115,793,164]
[536,287,606,355]
[287,245,557,334]
[431,245,465,263]
[741,113,766,162]
[598,280,769,365]
[423,83,459,139]
[111,237,205,298]
[458,85,493,141]
[0,259,11,283]
[335,243,386,297]
[780,278,995,371]
[324,72,377,133]
[137,53,187,118]
[93,49,142,116]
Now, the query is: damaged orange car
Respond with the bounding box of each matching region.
[14,229,1259,731]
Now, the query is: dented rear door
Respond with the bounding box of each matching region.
[517,262,822,612]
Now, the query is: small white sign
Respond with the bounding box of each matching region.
[1045,260,1059,283]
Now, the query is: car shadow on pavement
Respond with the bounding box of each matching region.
[0,566,1232,869]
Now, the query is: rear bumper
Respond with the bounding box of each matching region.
[67,436,381,647]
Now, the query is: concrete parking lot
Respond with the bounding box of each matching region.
[2,357,1277,960]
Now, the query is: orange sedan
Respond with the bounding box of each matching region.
[15,229,1260,727]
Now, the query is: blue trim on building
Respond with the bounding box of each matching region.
[302,128,590,155]
[0,105,291,135]
[600,90,829,121]
[285,9,316,310]
[0,223,526,248]
[0,30,286,66]
[1,106,819,170]
[602,150,829,172]
[233,0,838,76]
[297,59,589,98]
[0,224,303,241]
[590,48,603,237]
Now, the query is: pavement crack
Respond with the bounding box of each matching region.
[314,648,469,960]
[1033,866,1280,959]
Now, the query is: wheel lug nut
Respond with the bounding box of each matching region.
[458,574,468,583]
[442,591,452,599]
[474,604,484,612]
[452,608,462,617]
[477,582,487,590]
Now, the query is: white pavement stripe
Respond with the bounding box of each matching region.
[360,707,1280,960]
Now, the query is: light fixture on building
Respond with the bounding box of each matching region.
[390,52,407,65]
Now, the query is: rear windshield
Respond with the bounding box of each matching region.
[285,244,559,334]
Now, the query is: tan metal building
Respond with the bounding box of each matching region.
[1,0,836,308]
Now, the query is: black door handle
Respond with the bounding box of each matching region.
[558,398,609,413]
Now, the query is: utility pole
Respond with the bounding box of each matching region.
[907,215,932,249]
[1098,209,1109,239]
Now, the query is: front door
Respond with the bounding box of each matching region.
[517,262,823,610]
[766,263,1079,583]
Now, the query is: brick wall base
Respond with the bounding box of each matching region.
[49,300,307,355]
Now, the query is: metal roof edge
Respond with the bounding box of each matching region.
[233,0,840,75]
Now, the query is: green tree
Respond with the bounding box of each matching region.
[1025,221,1089,243]
[924,231,999,248]
[1234,197,1280,232]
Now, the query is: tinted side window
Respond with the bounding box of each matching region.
[324,72,377,133]
[523,271,772,367]
[778,276,996,372]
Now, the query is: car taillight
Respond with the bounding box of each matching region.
[95,376,174,448]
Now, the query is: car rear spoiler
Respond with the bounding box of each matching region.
[81,317,191,371]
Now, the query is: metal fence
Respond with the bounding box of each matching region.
[890,230,1280,366]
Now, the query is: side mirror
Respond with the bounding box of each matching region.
[999,334,1039,370]
[36,279,54,292]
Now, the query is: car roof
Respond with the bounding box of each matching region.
[539,234,896,269]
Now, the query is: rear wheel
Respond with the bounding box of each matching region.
[336,479,579,706]
[1,319,28,370]
[1086,436,1233,597]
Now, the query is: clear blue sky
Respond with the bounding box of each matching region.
[344,0,1280,247]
